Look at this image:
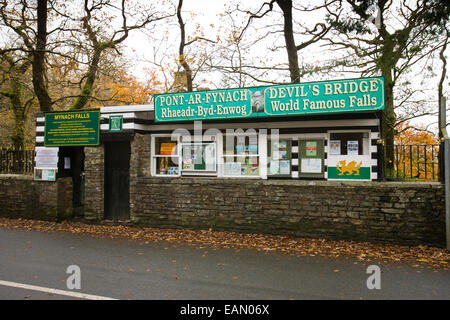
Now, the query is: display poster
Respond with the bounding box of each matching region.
[347,140,359,155]
[269,160,280,175]
[279,160,290,175]
[301,158,322,173]
[248,166,259,175]
[272,150,280,160]
[248,157,258,165]
[160,143,176,155]
[167,167,179,175]
[329,140,341,155]
[182,158,194,170]
[34,168,56,181]
[225,162,241,176]
[182,143,215,171]
[35,147,59,169]
[306,141,317,157]
[204,143,215,171]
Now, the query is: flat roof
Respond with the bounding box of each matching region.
[100,104,154,113]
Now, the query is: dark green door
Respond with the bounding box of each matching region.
[104,141,130,220]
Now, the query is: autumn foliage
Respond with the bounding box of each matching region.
[391,122,440,181]
[0,217,448,269]
[99,70,162,107]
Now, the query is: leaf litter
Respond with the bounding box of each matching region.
[0,217,448,270]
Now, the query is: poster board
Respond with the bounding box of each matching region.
[34,147,59,181]
[35,147,59,169]
[34,168,57,181]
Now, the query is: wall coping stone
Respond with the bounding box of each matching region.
[136,176,443,189]
[0,174,33,180]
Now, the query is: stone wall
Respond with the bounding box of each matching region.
[84,145,104,220]
[0,175,72,220]
[130,177,445,247]
[128,133,446,247]
[0,133,446,248]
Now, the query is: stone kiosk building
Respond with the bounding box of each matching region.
[28,76,446,247]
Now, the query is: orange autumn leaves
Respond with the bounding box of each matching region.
[96,70,163,107]
[0,217,448,269]
[393,122,440,181]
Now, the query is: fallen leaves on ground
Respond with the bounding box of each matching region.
[0,217,449,270]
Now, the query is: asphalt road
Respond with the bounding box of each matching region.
[0,226,449,301]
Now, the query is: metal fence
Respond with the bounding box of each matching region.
[0,148,35,175]
[386,144,441,182]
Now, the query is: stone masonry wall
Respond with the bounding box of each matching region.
[0,175,72,220]
[129,133,446,248]
[0,134,446,248]
[84,145,104,220]
[130,178,445,247]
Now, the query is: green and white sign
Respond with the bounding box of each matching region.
[109,115,123,132]
[154,77,385,122]
[44,110,100,147]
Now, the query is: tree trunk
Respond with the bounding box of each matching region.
[177,0,193,91]
[10,80,26,151]
[33,0,52,112]
[0,79,27,150]
[70,49,101,110]
[382,81,395,174]
[276,0,300,83]
[438,33,448,139]
[438,31,448,182]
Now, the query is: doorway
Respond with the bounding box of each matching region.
[57,146,85,217]
[104,141,131,220]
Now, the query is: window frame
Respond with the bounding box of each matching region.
[220,132,261,178]
[151,134,181,177]
[328,130,370,156]
[267,139,292,177]
[181,141,218,176]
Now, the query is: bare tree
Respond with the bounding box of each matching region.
[324,0,450,172]
[175,0,216,92]
[0,0,172,112]
[228,0,331,84]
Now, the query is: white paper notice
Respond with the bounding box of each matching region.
[301,158,322,173]
[329,140,341,155]
[35,147,59,169]
[279,160,290,175]
[347,140,359,155]
[269,160,280,175]
[64,157,71,169]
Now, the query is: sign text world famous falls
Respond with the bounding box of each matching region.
[154,77,385,122]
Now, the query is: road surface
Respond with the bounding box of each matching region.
[0,226,449,302]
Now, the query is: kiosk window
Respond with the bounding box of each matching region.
[329,133,368,156]
[222,135,259,177]
[268,140,291,176]
[182,142,216,173]
[152,136,180,176]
